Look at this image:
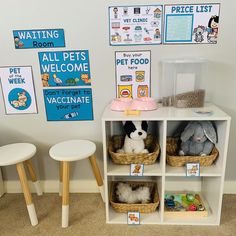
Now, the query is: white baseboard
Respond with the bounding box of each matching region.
[223,180,236,194]
[4,180,99,194]
[2,180,236,194]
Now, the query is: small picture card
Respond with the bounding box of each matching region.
[186,163,200,177]
[127,212,140,225]
[130,164,144,176]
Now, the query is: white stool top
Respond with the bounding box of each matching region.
[0,143,36,166]
[49,140,96,162]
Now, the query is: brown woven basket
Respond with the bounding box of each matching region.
[110,181,159,213]
[166,137,219,167]
[108,134,160,165]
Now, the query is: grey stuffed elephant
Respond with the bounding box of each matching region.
[179,121,217,156]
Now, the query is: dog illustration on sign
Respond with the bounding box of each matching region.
[11,91,27,108]
[41,73,50,87]
[132,164,142,174]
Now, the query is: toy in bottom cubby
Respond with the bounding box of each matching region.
[164,193,208,218]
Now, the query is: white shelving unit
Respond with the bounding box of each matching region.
[102,103,231,225]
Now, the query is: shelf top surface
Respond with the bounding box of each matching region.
[102,103,231,121]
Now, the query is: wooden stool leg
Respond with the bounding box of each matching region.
[16,162,38,226]
[59,162,63,196]
[24,159,43,196]
[62,161,70,228]
[89,155,105,202]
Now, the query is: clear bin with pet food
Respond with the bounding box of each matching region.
[161,59,207,108]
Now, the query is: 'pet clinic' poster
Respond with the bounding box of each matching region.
[43,88,93,121]
[38,50,91,87]
[13,29,65,49]
[115,51,151,98]
[0,66,37,114]
[164,3,220,44]
[109,5,163,45]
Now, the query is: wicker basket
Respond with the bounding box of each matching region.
[108,134,160,165]
[166,137,219,167]
[110,181,159,213]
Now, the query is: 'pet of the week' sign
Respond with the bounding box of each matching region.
[13,29,65,49]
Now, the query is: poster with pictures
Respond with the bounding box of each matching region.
[109,5,163,45]
[43,88,93,121]
[13,29,65,49]
[115,51,151,98]
[38,50,91,87]
[0,66,37,114]
[164,3,220,44]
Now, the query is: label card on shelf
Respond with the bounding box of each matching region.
[127,212,140,225]
[130,164,144,176]
[186,163,200,177]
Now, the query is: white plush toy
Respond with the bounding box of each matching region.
[117,121,149,154]
[116,182,151,204]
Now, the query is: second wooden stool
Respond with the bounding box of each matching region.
[49,140,104,228]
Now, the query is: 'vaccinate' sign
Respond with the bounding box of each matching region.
[43,88,93,121]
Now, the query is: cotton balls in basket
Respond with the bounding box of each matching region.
[117,121,149,154]
[116,182,151,204]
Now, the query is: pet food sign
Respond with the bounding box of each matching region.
[164,3,220,44]
[43,88,93,121]
[109,5,163,45]
[115,51,151,98]
[38,50,91,87]
[0,66,37,114]
[13,29,65,49]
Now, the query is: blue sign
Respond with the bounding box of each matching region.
[13,29,65,49]
[38,50,91,87]
[43,88,93,121]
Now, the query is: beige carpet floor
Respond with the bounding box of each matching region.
[0,193,235,236]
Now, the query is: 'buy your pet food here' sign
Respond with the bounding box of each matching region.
[0,66,37,114]
[115,50,151,98]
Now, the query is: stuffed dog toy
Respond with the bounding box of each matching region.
[179,121,217,156]
[116,182,150,204]
[117,121,149,154]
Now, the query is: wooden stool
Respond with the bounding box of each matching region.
[0,143,42,226]
[49,140,104,228]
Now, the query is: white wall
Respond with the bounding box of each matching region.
[0,0,235,186]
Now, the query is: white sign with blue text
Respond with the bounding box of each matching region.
[13,29,65,49]
[38,50,91,87]
[109,5,163,45]
[0,66,37,114]
[164,3,220,44]
[43,88,93,121]
[116,51,151,98]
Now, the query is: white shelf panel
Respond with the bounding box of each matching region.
[165,165,222,177]
[102,103,230,121]
[108,208,161,224]
[163,214,218,225]
[107,160,162,176]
